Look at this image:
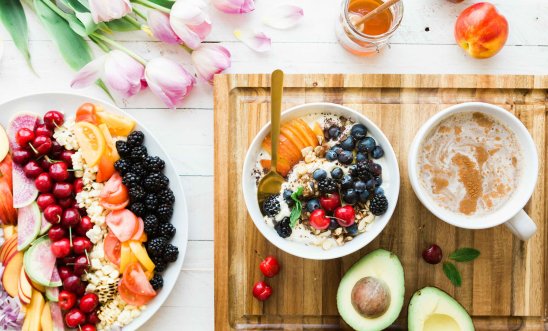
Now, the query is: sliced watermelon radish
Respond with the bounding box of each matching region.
[23,236,61,287]
[50,266,61,284]
[49,302,65,331]
[17,202,41,251]
[39,214,52,235]
[45,286,59,302]
[8,113,39,208]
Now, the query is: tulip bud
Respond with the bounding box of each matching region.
[145,58,196,108]
[170,0,212,50]
[191,44,231,85]
[89,0,132,23]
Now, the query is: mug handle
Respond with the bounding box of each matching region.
[504,210,537,241]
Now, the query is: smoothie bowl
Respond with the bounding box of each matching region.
[243,103,400,260]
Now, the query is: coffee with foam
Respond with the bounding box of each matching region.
[417,112,521,216]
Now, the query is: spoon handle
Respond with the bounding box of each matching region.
[270,70,284,172]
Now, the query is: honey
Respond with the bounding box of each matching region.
[348,0,393,36]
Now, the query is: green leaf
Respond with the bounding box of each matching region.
[0,0,32,67]
[106,18,140,32]
[443,262,462,287]
[55,0,99,35]
[289,187,304,228]
[148,0,174,9]
[449,248,480,262]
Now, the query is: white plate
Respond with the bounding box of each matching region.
[0,92,188,331]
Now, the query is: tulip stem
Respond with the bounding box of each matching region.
[90,35,111,53]
[180,44,193,54]
[39,0,71,20]
[91,33,147,65]
[123,15,143,29]
[132,7,148,20]
[132,0,171,14]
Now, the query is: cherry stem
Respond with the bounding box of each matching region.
[28,142,38,154]
[69,227,73,247]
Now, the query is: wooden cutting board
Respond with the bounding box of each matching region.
[213,74,547,330]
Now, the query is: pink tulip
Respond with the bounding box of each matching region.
[170,0,212,50]
[147,11,181,44]
[145,58,196,108]
[191,44,231,84]
[89,0,132,23]
[212,0,255,14]
[71,50,145,98]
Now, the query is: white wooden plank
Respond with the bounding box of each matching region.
[182,241,214,271]
[180,176,214,241]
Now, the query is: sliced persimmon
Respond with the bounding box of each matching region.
[281,125,306,151]
[295,119,319,147]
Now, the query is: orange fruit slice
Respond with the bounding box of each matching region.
[96,112,136,137]
[74,122,105,167]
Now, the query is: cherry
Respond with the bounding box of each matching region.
[76,216,93,236]
[39,158,52,171]
[53,182,73,199]
[62,255,77,265]
[259,256,280,278]
[319,193,341,212]
[58,290,77,311]
[79,293,99,313]
[23,161,43,179]
[252,281,272,301]
[50,140,64,158]
[309,209,331,230]
[35,124,52,137]
[31,136,52,155]
[44,110,65,130]
[73,237,93,255]
[422,244,443,265]
[57,266,74,281]
[48,225,66,241]
[81,324,97,331]
[74,178,84,194]
[63,275,82,293]
[16,128,35,147]
[61,208,81,227]
[44,204,63,224]
[51,238,71,258]
[12,148,31,165]
[58,197,75,209]
[73,255,90,276]
[60,150,75,166]
[35,173,53,193]
[87,310,100,325]
[334,206,355,227]
[65,308,86,328]
[37,193,56,211]
[49,162,69,182]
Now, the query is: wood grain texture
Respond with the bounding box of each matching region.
[214,74,547,331]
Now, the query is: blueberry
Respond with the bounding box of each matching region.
[283,189,294,207]
[338,151,354,165]
[348,165,358,177]
[369,163,382,176]
[328,125,341,139]
[332,145,344,155]
[359,190,370,202]
[357,137,376,153]
[341,175,354,189]
[342,189,358,205]
[354,181,366,192]
[374,176,382,186]
[341,136,356,151]
[313,169,327,181]
[346,223,359,236]
[331,167,344,180]
[374,187,385,196]
[371,146,384,159]
[326,150,338,161]
[328,218,340,230]
[350,124,368,140]
[306,199,321,212]
[356,153,368,162]
[365,178,377,190]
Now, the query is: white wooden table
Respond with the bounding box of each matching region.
[1,0,547,329]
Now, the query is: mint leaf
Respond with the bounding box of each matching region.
[443,262,462,287]
[289,187,303,228]
[449,248,480,262]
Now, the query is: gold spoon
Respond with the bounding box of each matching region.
[257,69,285,208]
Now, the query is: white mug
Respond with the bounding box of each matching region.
[408,102,538,240]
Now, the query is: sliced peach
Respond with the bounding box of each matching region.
[284,122,313,147]
[312,122,324,139]
[260,159,290,177]
[262,135,300,165]
[296,119,319,147]
[281,125,307,151]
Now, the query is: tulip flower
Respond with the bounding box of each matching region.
[212,0,255,14]
[71,50,145,98]
[170,0,212,50]
[145,58,196,108]
[147,11,181,45]
[191,44,231,84]
[89,0,132,23]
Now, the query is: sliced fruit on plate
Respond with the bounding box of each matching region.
[100,173,129,208]
[49,302,64,331]
[0,155,17,225]
[262,134,301,165]
[45,286,59,302]
[3,224,16,239]
[75,103,100,124]
[291,119,319,147]
[74,121,106,167]
[96,123,120,182]
[106,209,138,242]
[96,111,136,137]
[131,217,144,241]
[25,289,45,331]
[19,267,33,305]
[17,202,41,251]
[104,230,121,266]
[24,236,62,287]
[128,240,155,271]
[39,214,52,236]
[280,125,307,151]
[0,153,13,189]
[0,124,10,162]
[118,262,156,306]
[8,113,39,149]
[0,235,17,263]
[2,251,23,298]
[120,242,137,273]
[99,124,120,160]
[41,301,53,331]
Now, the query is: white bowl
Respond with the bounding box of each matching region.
[242,103,400,260]
[0,92,188,331]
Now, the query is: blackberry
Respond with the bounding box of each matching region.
[151,255,167,272]
[164,244,179,263]
[144,194,159,211]
[143,214,159,237]
[262,195,280,217]
[274,217,292,238]
[147,237,167,257]
[128,185,146,201]
[369,194,388,216]
[122,173,142,188]
[144,156,165,173]
[318,178,337,194]
[130,145,148,162]
[113,159,131,175]
[131,162,148,177]
[143,173,169,192]
[157,204,174,222]
[127,131,145,147]
[129,202,146,217]
[149,274,163,290]
[116,140,131,158]
[354,160,374,181]
[159,223,176,240]
[157,189,175,205]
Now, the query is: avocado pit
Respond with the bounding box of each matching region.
[351,276,391,318]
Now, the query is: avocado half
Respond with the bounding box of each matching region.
[408,287,475,331]
[337,249,405,331]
